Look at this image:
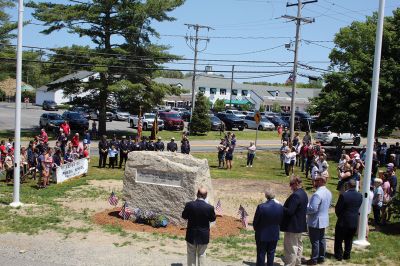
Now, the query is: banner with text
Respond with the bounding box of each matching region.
[56,159,88,183]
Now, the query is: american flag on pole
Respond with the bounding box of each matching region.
[238,205,249,228]
[285,73,294,85]
[119,201,132,220]
[108,191,119,206]
[137,115,143,139]
[215,199,222,216]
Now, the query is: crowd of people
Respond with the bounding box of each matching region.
[0,121,91,188]
[97,134,191,169]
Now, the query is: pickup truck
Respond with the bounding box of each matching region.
[314,126,361,146]
[128,113,164,131]
[215,112,245,131]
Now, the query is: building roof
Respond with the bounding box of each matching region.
[154,75,321,100]
[37,70,96,91]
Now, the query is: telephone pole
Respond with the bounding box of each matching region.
[185,23,213,134]
[282,0,317,140]
[229,65,235,108]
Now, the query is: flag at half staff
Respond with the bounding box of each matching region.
[119,201,132,220]
[108,191,119,206]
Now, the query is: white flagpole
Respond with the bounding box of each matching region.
[354,0,385,247]
[10,0,24,208]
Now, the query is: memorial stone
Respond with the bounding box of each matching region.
[123,151,214,226]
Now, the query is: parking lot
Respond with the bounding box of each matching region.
[0,102,133,132]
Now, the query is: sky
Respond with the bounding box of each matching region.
[9,0,400,84]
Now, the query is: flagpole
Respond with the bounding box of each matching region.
[354,0,385,247]
[11,0,24,208]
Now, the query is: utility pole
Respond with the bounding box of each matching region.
[282,0,317,140]
[229,65,235,108]
[185,23,213,134]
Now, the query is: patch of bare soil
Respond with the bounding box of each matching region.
[88,179,123,192]
[93,208,243,239]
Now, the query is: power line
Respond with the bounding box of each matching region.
[198,44,286,56]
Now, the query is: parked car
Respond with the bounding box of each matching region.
[264,115,290,128]
[42,100,58,111]
[88,110,113,122]
[180,110,191,122]
[69,106,90,119]
[172,107,188,113]
[244,115,275,131]
[225,109,246,119]
[158,111,184,130]
[314,126,361,146]
[128,113,164,131]
[209,115,224,131]
[62,111,89,131]
[215,112,245,131]
[39,113,64,131]
[110,109,130,121]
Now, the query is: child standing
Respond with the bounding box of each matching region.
[108,145,118,168]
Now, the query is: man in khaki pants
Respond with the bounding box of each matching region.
[280,176,308,266]
[182,187,216,266]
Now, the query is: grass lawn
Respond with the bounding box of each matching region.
[0,151,399,265]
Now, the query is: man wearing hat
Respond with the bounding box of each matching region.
[119,136,129,169]
[304,173,332,265]
[155,136,165,151]
[147,138,156,151]
[167,137,177,152]
[139,136,148,151]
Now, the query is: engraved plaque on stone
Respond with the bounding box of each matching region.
[135,169,183,187]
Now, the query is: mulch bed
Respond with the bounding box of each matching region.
[92,208,244,239]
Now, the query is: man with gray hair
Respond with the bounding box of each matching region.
[253,188,283,266]
[304,173,332,265]
[182,187,216,266]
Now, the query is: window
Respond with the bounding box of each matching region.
[199,87,206,93]
[210,88,217,94]
[242,90,248,96]
[232,89,238,96]
[220,88,226,95]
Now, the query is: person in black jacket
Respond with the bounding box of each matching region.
[181,135,190,154]
[253,188,284,266]
[98,135,109,168]
[280,175,308,266]
[119,136,129,169]
[154,136,165,151]
[182,187,216,266]
[167,137,177,152]
[334,179,362,261]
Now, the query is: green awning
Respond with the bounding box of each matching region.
[224,99,251,105]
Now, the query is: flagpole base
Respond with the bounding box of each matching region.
[10,201,23,208]
[353,239,370,247]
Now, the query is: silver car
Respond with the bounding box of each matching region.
[244,115,275,131]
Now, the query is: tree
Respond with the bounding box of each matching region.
[153,70,184,79]
[0,0,17,43]
[189,92,211,135]
[272,102,281,113]
[259,105,265,112]
[310,9,400,135]
[28,0,185,135]
[213,98,225,113]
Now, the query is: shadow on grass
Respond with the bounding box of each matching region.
[375,222,400,235]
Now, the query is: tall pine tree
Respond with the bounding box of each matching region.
[27,0,185,134]
[190,92,211,135]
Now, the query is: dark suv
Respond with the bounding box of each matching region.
[62,111,89,131]
[158,111,184,130]
[42,100,58,111]
[215,112,245,131]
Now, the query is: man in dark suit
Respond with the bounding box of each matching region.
[253,188,284,266]
[334,179,362,261]
[281,175,308,266]
[182,187,216,266]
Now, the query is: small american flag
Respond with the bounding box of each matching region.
[108,191,119,206]
[119,201,132,220]
[137,110,143,139]
[215,199,222,216]
[238,204,249,228]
